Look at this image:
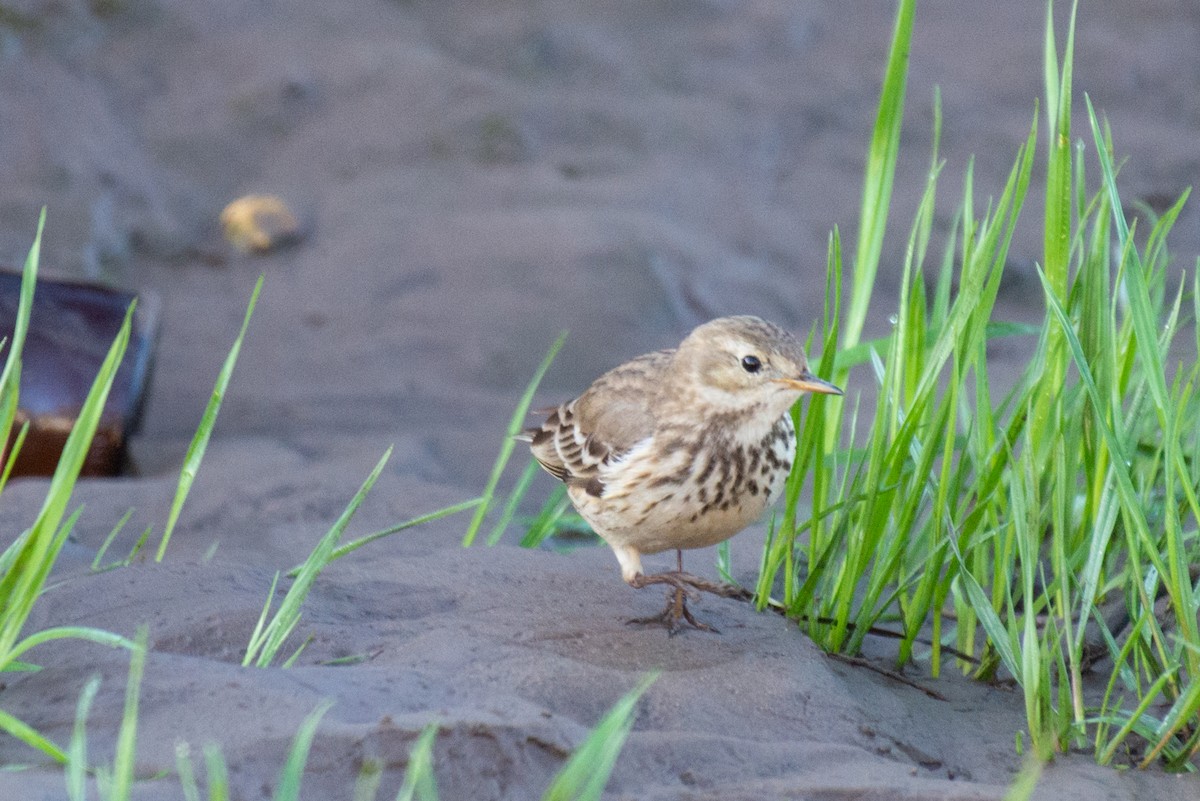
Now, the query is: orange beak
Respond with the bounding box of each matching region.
[773,370,843,396]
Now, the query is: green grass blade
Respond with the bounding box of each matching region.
[1097,668,1178,765]
[110,627,148,801]
[0,209,43,459]
[1036,266,1167,579]
[843,0,914,353]
[0,303,132,662]
[1143,668,1200,766]
[1042,0,1076,297]
[1002,755,1044,801]
[395,724,440,801]
[280,635,313,669]
[272,700,333,801]
[120,525,152,567]
[67,676,101,800]
[518,486,575,549]
[286,498,482,577]
[952,559,1021,682]
[203,743,230,801]
[156,275,263,562]
[0,421,29,494]
[1071,474,1120,656]
[3,626,135,669]
[464,330,566,546]
[0,705,68,764]
[92,509,135,571]
[354,757,383,801]
[176,742,201,801]
[540,673,656,801]
[487,459,541,545]
[0,528,29,580]
[250,447,392,668]
[1085,96,1169,416]
[1042,0,1058,139]
[243,571,281,667]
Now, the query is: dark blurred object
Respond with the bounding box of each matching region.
[0,270,159,477]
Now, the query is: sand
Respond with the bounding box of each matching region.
[1,1,1198,798]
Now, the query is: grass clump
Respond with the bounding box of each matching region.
[0,211,262,763]
[0,212,137,763]
[244,447,393,668]
[463,330,568,547]
[78,667,653,800]
[65,628,147,801]
[71,643,335,801]
[757,0,1200,768]
[376,673,655,801]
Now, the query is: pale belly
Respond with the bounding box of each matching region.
[570,482,776,554]
[568,416,795,556]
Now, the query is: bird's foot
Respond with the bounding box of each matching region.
[626,588,718,636]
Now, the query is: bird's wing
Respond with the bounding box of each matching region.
[525,349,670,496]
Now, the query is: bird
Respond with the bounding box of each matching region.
[521,315,842,634]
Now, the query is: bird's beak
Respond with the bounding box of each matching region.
[773,371,843,396]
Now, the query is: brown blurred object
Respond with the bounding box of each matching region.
[0,270,160,477]
[220,194,302,253]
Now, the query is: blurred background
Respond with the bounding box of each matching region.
[1,0,1197,486]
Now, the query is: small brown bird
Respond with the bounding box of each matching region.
[522,315,841,633]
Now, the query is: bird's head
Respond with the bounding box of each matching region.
[673,315,842,417]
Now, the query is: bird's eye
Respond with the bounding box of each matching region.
[741,355,762,373]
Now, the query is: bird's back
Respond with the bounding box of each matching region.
[526,349,672,491]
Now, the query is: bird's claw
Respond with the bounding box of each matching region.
[626,587,719,636]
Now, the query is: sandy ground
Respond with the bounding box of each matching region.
[1,1,1199,798]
